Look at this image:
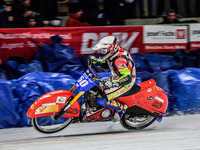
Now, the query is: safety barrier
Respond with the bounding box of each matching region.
[0,66,200,128]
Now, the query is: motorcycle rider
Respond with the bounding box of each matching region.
[89,36,136,111]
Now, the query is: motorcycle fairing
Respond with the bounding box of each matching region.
[86,108,115,121]
[26,90,80,119]
[116,79,168,115]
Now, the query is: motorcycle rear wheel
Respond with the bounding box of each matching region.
[32,116,72,133]
[120,112,156,130]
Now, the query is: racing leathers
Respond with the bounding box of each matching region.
[92,47,136,110]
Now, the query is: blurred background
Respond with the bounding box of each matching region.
[0,0,200,27]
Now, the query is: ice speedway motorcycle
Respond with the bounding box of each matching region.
[27,60,168,133]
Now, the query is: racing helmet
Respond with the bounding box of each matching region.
[92,36,118,56]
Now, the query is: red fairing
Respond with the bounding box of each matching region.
[116,79,168,115]
[26,90,80,119]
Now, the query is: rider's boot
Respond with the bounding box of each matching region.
[106,100,127,111]
[96,97,127,111]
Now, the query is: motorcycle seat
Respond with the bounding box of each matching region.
[120,85,141,97]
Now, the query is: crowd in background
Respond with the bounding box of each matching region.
[0,0,200,28]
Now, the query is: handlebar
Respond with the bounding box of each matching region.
[87,57,98,79]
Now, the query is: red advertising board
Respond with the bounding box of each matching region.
[0,26,143,62]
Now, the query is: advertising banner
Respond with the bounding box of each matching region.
[0,26,143,62]
[189,24,200,50]
[143,25,188,52]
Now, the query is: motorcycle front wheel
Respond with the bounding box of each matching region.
[32,116,72,133]
[120,112,156,130]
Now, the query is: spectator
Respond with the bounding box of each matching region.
[26,17,43,27]
[12,0,41,27]
[0,0,13,28]
[66,7,92,27]
[157,0,181,18]
[160,9,180,24]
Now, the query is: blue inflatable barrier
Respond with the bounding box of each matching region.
[136,71,153,82]
[34,35,85,75]
[131,53,181,73]
[0,79,20,128]
[173,49,200,68]
[131,53,152,72]
[169,68,200,114]
[145,54,181,73]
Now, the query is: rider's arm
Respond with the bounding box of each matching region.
[98,59,109,69]
[89,56,109,69]
[112,57,132,86]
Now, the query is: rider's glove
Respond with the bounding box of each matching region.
[96,79,105,90]
[104,81,120,89]
[89,55,97,64]
[97,80,120,90]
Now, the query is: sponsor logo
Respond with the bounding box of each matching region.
[35,105,59,114]
[147,88,152,92]
[152,101,163,109]
[176,29,186,39]
[56,97,66,103]
[155,96,165,103]
[0,33,72,40]
[146,31,175,37]
[192,30,200,35]
[191,43,200,47]
[118,63,126,68]
[66,108,79,115]
[0,42,25,50]
[146,29,186,39]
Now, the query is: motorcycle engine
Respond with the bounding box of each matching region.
[84,90,99,108]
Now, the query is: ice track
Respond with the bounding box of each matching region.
[1,115,200,150]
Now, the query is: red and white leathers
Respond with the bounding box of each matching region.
[98,46,136,101]
[91,35,136,110]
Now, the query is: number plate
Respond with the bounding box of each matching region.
[75,72,95,92]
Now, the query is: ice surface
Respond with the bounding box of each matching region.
[0,115,200,150]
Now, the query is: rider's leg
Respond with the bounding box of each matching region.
[96,97,121,110]
[97,83,133,111]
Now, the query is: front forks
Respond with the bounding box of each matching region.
[54,96,74,120]
[54,85,82,120]
[54,92,83,120]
